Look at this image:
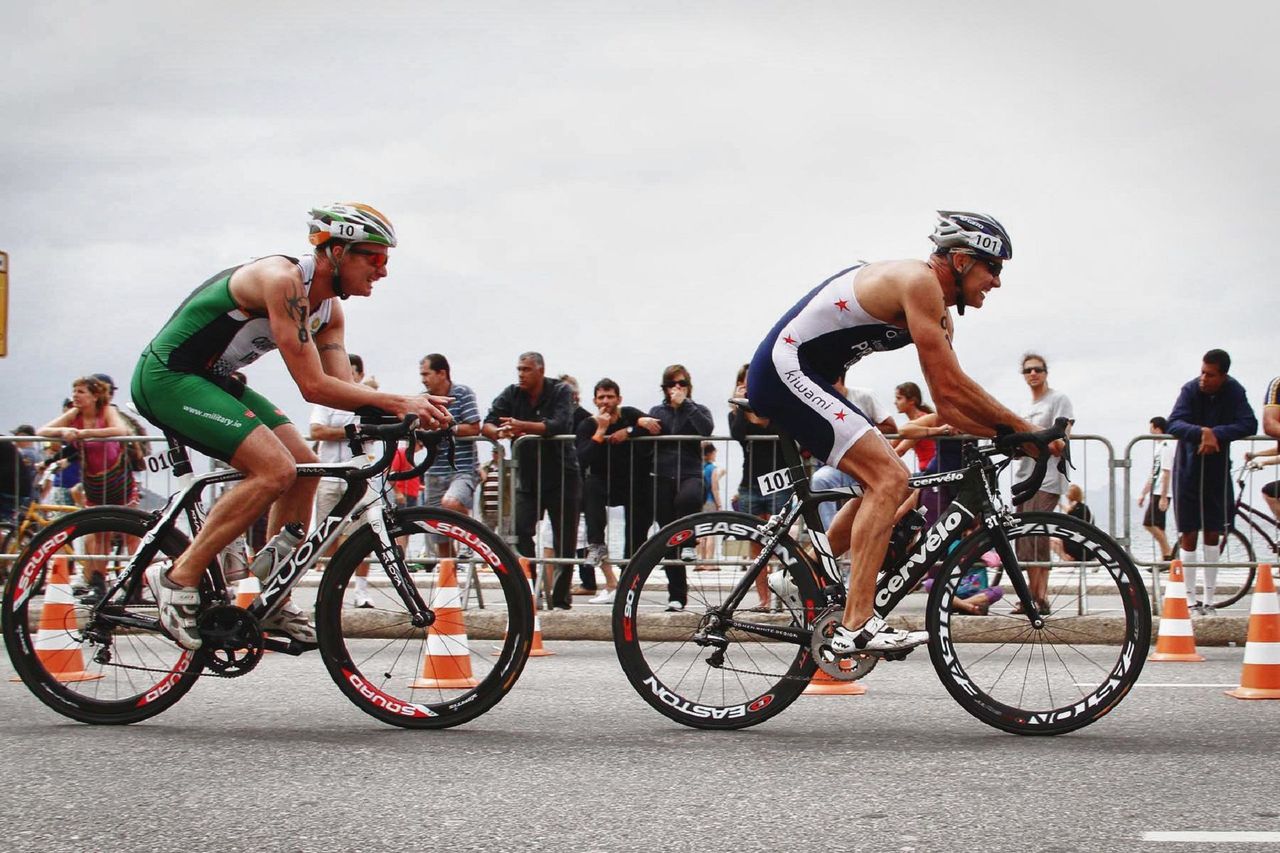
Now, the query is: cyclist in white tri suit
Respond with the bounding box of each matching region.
[747,212,1058,654]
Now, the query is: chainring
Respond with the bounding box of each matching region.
[197,604,264,677]
[809,606,879,682]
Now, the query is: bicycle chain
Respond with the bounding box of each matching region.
[90,652,237,678]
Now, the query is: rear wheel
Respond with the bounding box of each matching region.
[612,511,825,730]
[315,506,534,729]
[2,508,203,724]
[927,511,1150,736]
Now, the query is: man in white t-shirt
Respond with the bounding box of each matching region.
[308,354,373,607]
[1137,416,1175,561]
[1012,352,1074,614]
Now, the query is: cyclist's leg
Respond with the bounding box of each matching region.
[169,425,297,587]
[264,422,320,536]
[833,430,910,629]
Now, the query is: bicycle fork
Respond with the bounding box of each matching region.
[363,504,434,628]
[982,518,1046,628]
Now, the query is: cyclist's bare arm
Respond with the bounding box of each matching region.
[900,273,1036,438]
[234,260,453,426]
[1264,403,1280,439]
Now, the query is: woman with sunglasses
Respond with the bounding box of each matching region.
[1012,352,1074,614]
[647,364,714,611]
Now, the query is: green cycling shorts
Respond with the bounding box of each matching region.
[131,349,291,462]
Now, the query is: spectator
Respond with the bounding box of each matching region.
[308,354,373,606]
[1012,353,1074,615]
[649,364,713,612]
[695,440,726,573]
[37,376,134,602]
[891,381,937,472]
[419,353,482,556]
[1167,349,1258,613]
[731,364,788,607]
[0,433,32,524]
[93,373,149,474]
[1057,483,1094,561]
[482,352,580,610]
[1244,376,1280,520]
[574,378,657,604]
[478,444,505,531]
[556,374,595,597]
[1137,416,1176,562]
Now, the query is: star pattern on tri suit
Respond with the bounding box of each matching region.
[783,334,797,345]
[834,298,849,312]
[834,410,847,421]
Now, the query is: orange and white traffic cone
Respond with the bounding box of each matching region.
[411,559,478,689]
[1226,564,1280,700]
[234,574,260,609]
[1149,559,1205,662]
[496,558,554,658]
[15,556,103,684]
[803,661,868,696]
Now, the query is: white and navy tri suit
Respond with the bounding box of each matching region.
[747,264,912,466]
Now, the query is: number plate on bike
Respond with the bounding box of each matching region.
[757,467,794,496]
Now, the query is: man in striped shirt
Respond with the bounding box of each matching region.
[419,353,482,556]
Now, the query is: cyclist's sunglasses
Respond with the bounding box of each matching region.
[980,258,1003,276]
[347,247,389,267]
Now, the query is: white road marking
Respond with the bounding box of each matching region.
[1144,831,1280,842]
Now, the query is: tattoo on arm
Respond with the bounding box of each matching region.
[285,283,310,344]
[940,313,953,349]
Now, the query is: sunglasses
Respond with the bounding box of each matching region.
[347,246,388,267]
[664,379,691,388]
[1021,366,1046,375]
[981,258,1003,276]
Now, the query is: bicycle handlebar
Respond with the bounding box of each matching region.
[342,410,455,483]
[992,417,1072,505]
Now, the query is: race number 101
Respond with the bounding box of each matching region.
[756,467,794,496]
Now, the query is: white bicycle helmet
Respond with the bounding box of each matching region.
[308,202,397,248]
[929,210,1012,260]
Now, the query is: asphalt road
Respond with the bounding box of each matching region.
[1,641,1277,853]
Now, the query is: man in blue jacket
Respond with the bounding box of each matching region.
[1166,348,1258,612]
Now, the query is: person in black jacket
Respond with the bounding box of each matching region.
[575,378,660,603]
[648,364,714,611]
[482,352,581,610]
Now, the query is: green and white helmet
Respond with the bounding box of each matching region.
[308,202,397,248]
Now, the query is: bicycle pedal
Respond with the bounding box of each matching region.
[262,637,315,656]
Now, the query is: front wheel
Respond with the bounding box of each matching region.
[926,511,1150,736]
[612,511,825,730]
[2,507,203,725]
[315,506,534,729]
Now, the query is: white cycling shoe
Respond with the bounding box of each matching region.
[830,616,928,655]
[262,601,317,644]
[144,563,203,651]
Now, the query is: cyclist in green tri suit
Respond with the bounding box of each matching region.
[131,203,454,649]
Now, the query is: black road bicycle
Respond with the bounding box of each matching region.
[2,413,533,728]
[613,409,1151,735]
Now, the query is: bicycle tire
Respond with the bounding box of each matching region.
[612,511,824,731]
[926,511,1150,736]
[1204,527,1256,610]
[314,506,534,729]
[2,507,204,725]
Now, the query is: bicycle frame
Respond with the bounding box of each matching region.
[1233,476,1280,556]
[94,437,430,637]
[710,434,1044,647]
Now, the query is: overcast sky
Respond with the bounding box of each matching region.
[2,1,1277,469]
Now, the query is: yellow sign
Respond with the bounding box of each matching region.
[0,251,7,357]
